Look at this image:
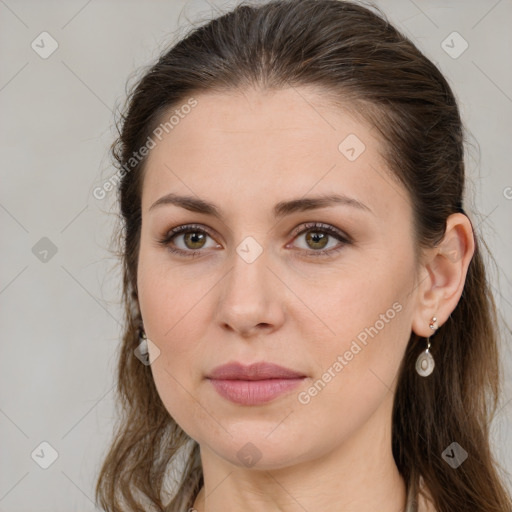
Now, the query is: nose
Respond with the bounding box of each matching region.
[214,245,286,338]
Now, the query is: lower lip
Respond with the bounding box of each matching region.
[208,378,305,405]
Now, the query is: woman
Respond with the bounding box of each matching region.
[95,0,512,511]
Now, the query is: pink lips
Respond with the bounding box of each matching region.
[207,361,306,405]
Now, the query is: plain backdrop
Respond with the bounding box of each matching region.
[1,0,511,510]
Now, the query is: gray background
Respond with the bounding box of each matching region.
[1,0,511,510]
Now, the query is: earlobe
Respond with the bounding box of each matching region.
[411,213,475,338]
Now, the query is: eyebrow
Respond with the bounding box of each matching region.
[148,192,372,219]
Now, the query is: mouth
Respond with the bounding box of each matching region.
[206,361,307,405]
[208,378,305,405]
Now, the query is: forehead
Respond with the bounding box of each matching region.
[141,87,409,220]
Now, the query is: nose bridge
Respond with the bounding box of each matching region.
[224,236,270,309]
[215,234,284,334]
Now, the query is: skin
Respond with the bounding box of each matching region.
[136,87,474,512]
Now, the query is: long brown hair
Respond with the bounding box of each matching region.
[95,1,512,510]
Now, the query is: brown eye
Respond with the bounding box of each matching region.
[304,231,329,250]
[290,222,352,257]
[158,224,220,257]
[182,231,207,250]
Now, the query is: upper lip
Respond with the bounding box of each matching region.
[207,361,306,380]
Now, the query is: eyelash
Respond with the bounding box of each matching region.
[157,222,352,259]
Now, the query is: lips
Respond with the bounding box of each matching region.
[206,361,307,405]
[207,361,306,380]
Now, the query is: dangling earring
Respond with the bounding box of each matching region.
[135,326,160,365]
[134,326,151,365]
[415,316,438,377]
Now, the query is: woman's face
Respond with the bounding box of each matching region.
[137,87,421,469]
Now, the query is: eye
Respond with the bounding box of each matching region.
[157,224,220,257]
[288,222,352,257]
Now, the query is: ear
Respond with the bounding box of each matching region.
[411,213,475,337]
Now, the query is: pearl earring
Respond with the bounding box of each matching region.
[415,316,438,377]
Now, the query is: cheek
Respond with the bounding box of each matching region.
[138,269,208,378]
[137,247,213,345]
[137,255,219,436]
[289,254,413,399]
[289,256,411,345]
[292,283,411,446]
